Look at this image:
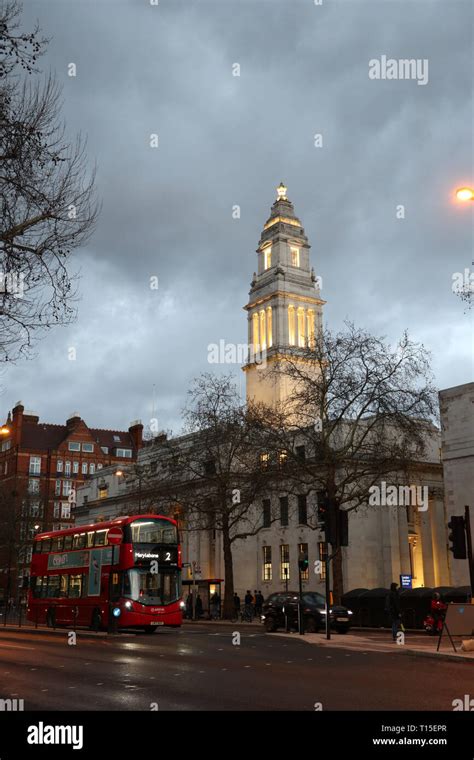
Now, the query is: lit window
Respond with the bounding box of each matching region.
[318,542,327,580]
[263,246,272,270]
[279,450,288,468]
[297,307,305,347]
[266,307,272,348]
[288,306,296,346]
[260,452,270,470]
[262,546,272,581]
[280,544,290,581]
[68,441,80,452]
[82,443,94,453]
[259,310,266,351]
[307,309,315,348]
[252,313,259,352]
[290,246,300,267]
[73,461,79,474]
[98,486,108,500]
[57,460,63,473]
[65,461,71,476]
[29,456,41,475]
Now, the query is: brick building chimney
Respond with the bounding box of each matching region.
[128,420,143,451]
[11,401,24,446]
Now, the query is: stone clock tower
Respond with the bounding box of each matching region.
[243,183,325,406]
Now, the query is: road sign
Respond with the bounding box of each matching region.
[107,527,123,545]
[400,574,412,589]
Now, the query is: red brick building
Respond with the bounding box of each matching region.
[0,402,143,601]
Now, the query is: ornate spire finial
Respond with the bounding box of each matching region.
[276,182,287,201]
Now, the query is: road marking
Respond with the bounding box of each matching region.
[265,663,271,666]
[244,665,251,668]
[68,686,76,689]
[0,644,35,651]
[41,689,48,692]
[96,683,104,686]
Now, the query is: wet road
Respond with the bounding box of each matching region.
[0,624,470,711]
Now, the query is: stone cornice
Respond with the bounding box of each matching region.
[244,290,326,311]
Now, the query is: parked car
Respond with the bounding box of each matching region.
[262,591,352,634]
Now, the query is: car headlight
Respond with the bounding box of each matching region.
[124,600,132,610]
[319,609,327,615]
[348,610,353,615]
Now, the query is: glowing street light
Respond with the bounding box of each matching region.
[456,187,474,202]
[0,426,10,435]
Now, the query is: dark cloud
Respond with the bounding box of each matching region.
[5,0,473,432]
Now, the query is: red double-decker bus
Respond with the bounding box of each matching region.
[27,514,183,632]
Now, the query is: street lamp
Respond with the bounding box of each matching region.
[116,467,143,514]
[456,187,474,202]
[0,426,10,435]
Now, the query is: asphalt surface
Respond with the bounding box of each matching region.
[0,623,471,711]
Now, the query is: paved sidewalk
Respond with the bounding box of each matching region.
[274,629,474,662]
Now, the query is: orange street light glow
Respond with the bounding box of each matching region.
[456,187,474,201]
[115,470,124,477]
[0,426,10,435]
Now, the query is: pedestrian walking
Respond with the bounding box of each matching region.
[185,592,193,620]
[233,592,241,617]
[195,594,203,619]
[385,582,401,641]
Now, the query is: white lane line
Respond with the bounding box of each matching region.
[96,683,104,686]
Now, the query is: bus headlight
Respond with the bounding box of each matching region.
[124,601,132,610]
[179,601,185,609]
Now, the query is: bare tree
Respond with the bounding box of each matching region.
[256,322,439,603]
[0,1,99,362]
[159,374,274,618]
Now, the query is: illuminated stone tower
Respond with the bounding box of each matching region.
[244,183,325,406]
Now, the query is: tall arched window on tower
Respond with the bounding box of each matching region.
[266,307,273,348]
[290,246,300,267]
[263,246,272,270]
[307,309,315,348]
[252,312,260,352]
[288,305,296,346]
[259,309,267,351]
[297,307,306,348]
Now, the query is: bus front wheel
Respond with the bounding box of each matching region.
[91,609,102,632]
[143,626,157,634]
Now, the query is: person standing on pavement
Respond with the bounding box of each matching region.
[386,582,401,641]
[195,594,203,619]
[255,590,264,619]
[244,590,253,620]
[233,593,241,616]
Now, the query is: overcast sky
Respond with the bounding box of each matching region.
[4,0,473,435]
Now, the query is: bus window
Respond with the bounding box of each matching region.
[47,575,60,598]
[64,534,73,550]
[59,575,68,598]
[69,575,82,598]
[32,576,43,598]
[95,530,107,546]
[129,518,177,545]
[51,536,64,552]
[42,538,52,553]
[86,532,95,548]
[33,541,41,554]
[72,533,86,549]
[81,574,88,597]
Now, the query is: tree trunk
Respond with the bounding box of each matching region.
[221,514,234,619]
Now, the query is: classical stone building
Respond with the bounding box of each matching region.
[75,185,453,602]
[439,382,474,587]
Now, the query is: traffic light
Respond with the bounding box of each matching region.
[448,516,467,559]
[298,552,309,573]
[339,510,349,547]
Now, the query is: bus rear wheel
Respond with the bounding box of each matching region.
[91,609,102,632]
[143,626,157,634]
